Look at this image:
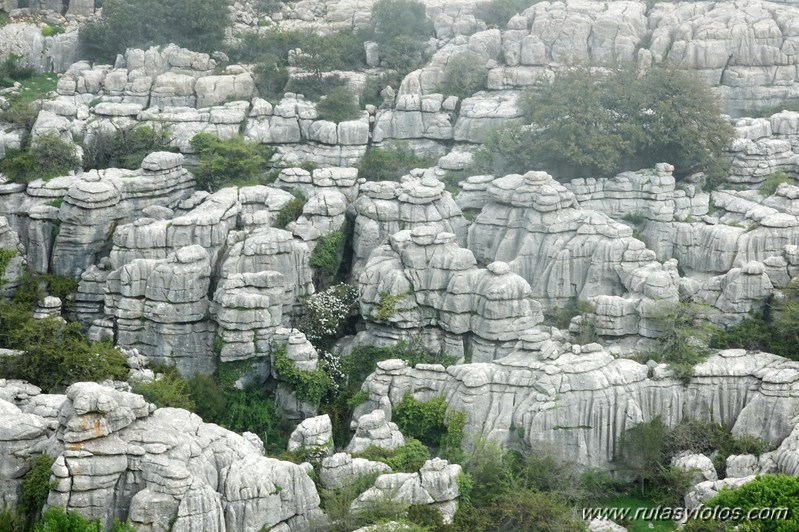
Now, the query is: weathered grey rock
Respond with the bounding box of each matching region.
[350,458,461,524]
[346,409,405,454]
[353,349,799,470]
[319,453,392,490]
[685,476,756,510]
[352,169,468,276]
[287,414,333,454]
[671,452,718,485]
[33,383,323,530]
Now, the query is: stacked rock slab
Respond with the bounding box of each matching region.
[468,170,678,311]
[358,225,543,362]
[271,329,322,421]
[354,347,799,470]
[0,216,25,297]
[28,382,323,531]
[47,152,194,277]
[351,168,468,276]
[350,458,462,524]
[103,245,214,375]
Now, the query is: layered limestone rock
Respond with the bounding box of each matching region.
[351,169,468,276]
[287,414,333,454]
[46,152,194,277]
[345,408,405,454]
[0,21,79,73]
[211,270,285,363]
[350,458,462,524]
[0,216,26,297]
[671,452,718,485]
[17,382,324,531]
[319,453,392,490]
[272,329,322,421]
[357,225,543,362]
[103,245,215,375]
[353,348,799,470]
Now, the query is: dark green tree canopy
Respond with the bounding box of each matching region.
[474,66,734,182]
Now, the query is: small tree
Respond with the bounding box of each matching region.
[370,0,433,73]
[190,133,273,191]
[438,52,488,100]
[358,142,431,181]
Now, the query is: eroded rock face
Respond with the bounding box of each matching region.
[353,348,799,470]
[357,224,543,362]
[352,169,468,276]
[25,382,323,531]
[350,458,462,524]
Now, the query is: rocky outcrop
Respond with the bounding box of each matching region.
[351,169,468,276]
[103,245,215,375]
[9,382,324,531]
[671,452,718,485]
[346,408,405,454]
[357,224,543,362]
[287,414,333,454]
[319,452,392,490]
[353,348,799,470]
[350,458,462,524]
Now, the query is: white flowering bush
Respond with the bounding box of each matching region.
[319,349,344,393]
[298,283,359,345]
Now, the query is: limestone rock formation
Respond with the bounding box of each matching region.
[671,452,718,485]
[352,169,468,276]
[319,453,392,490]
[345,408,405,454]
[350,458,462,524]
[287,414,333,454]
[353,348,799,470]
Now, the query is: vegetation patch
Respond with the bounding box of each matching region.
[758,170,792,196]
[85,124,174,170]
[0,134,81,184]
[190,133,274,191]
[273,345,333,404]
[272,192,307,229]
[472,66,734,183]
[358,142,432,181]
[316,85,361,123]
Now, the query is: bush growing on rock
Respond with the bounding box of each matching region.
[272,192,307,229]
[702,474,799,532]
[475,0,540,29]
[438,51,488,100]
[473,66,734,182]
[309,228,348,287]
[190,133,274,191]
[369,0,433,73]
[358,142,432,181]
[316,86,362,123]
[19,455,55,529]
[0,300,128,392]
[643,302,716,381]
[80,0,229,62]
[0,134,82,184]
[132,365,196,410]
[85,124,174,170]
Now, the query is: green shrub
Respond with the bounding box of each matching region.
[370,0,433,74]
[543,298,594,330]
[370,291,409,321]
[0,134,81,184]
[473,66,734,181]
[361,71,404,107]
[320,471,383,530]
[80,0,229,62]
[38,274,79,301]
[190,133,273,191]
[41,25,65,37]
[758,170,793,196]
[285,73,349,102]
[273,346,332,404]
[706,474,799,532]
[34,507,101,532]
[438,52,487,100]
[355,438,431,472]
[309,228,347,283]
[474,0,539,28]
[392,395,448,447]
[132,366,196,410]
[85,124,174,170]
[0,249,17,283]
[254,62,290,101]
[316,86,361,123]
[0,301,128,392]
[272,192,307,229]
[19,455,55,528]
[0,53,34,88]
[358,142,431,181]
[643,302,716,381]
